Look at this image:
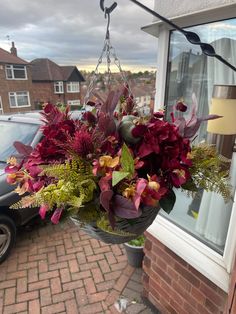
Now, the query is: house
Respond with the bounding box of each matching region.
[141,1,236,313]
[0,42,33,114]
[30,58,85,109]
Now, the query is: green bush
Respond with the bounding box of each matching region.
[128,235,145,247]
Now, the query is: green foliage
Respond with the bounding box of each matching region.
[159,190,176,214]
[189,144,232,201]
[112,171,130,187]
[121,143,134,175]
[128,235,145,247]
[97,215,136,237]
[11,158,97,211]
[112,143,134,187]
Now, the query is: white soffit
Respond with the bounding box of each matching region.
[141,3,236,38]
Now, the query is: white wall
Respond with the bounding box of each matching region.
[154,0,236,20]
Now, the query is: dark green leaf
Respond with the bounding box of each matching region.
[159,190,176,214]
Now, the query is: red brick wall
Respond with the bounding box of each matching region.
[142,232,227,314]
[31,82,82,108]
[0,63,33,113]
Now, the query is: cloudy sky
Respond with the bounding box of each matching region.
[0,0,158,72]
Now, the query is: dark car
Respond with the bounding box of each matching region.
[0,112,42,263]
[0,110,84,263]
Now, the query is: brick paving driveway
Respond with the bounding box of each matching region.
[0,218,155,314]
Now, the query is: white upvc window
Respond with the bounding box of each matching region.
[0,96,3,114]
[67,100,81,106]
[149,15,236,292]
[9,91,31,108]
[67,82,80,93]
[54,81,64,94]
[5,65,27,80]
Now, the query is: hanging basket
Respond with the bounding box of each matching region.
[70,204,160,244]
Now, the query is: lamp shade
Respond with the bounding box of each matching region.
[207,85,236,135]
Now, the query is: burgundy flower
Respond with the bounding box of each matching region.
[72,130,94,157]
[82,111,96,124]
[176,101,187,112]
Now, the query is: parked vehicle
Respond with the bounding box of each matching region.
[0,112,43,263]
[0,109,84,263]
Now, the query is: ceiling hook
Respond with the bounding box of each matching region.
[100,0,117,16]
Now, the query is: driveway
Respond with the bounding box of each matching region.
[0,218,155,314]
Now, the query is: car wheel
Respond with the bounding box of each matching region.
[0,215,16,264]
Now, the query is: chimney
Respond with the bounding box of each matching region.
[10,42,17,56]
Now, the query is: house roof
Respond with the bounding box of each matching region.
[0,48,28,65]
[31,58,85,82]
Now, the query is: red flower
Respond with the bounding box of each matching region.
[72,130,94,157]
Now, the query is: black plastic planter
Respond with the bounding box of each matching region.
[124,243,144,268]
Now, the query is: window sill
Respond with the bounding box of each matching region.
[147,215,230,292]
[6,78,28,80]
[10,105,31,108]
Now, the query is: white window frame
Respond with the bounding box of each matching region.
[145,12,236,293]
[54,81,64,94]
[0,96,3,114]
[9,91,31,108]
[67,100,81,106]
[67,82,80,93]
[5,64,27,80]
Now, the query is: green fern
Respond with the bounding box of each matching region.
[189,144,232,201]
[97,215,136,237]
[11,158,97,211]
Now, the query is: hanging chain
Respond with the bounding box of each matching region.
[84,8,132,106]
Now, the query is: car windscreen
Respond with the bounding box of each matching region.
[0,121,39,162]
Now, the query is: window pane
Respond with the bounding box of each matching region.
[164,18,236,254]
[17,92,29,106]
[14,68,26,79]
[6,68,12,79]
[9,95,16,107]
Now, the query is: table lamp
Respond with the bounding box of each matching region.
[207,85,236,159]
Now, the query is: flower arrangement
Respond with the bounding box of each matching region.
[5,85,231,242]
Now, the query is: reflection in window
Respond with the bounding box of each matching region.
[163,18,236,254]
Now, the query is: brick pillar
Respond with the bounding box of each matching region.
[142,232,227,314]
[224,254,236,313]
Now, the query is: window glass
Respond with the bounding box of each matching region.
[67,82,80,92]
[0,121,38,162]
[6,65,27,79]
[9,92,30,107]
[163,18,236,255]
[54,81,64,94]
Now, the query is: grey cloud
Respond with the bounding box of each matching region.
[0,0,157,70]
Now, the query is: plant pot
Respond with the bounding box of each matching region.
[124,243,144,268]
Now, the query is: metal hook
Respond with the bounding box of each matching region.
[100,0,117,15]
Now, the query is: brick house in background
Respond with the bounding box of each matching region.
[142,1,236,313]
[0,42,33,114]
[30,58,85,109]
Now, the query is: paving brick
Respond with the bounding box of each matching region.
[0,221,153,314]
[75,287,88,306]
[40,288,52,307]
[91,267,104,283]
[63,280,84,291]
[41,302,65,314]
[68,259,79,273]
[3,302,27,314]
[29,299,40,314]
[84,277,97,294]
[50,277,62,294]
[28,279,50,292]
[4,287,16,305]
[65,299,79,314]
[52,290,74,303]
[17,291,39,303]
[79,302,103,314]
